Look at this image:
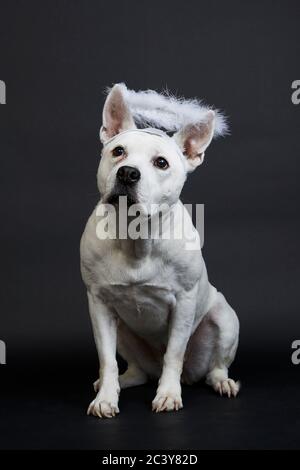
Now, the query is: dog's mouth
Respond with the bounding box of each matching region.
[105,183,138,207]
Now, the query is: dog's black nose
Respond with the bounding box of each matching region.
[117,166,141,185]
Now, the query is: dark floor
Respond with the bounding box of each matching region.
[1,346,299,450]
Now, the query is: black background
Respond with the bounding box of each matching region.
[0,0,300,450]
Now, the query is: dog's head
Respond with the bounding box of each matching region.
[97,84,224,216]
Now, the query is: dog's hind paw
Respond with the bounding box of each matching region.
[214,379,240,398]
[93,366,147,392]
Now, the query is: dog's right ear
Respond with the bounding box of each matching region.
[100,83,136,143]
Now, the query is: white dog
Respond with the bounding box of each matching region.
[80,84,240,418]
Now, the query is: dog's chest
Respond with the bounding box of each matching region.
[101,283,175,337]
[93,252,176,337]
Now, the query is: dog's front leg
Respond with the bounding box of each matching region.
[152,288,197,413]
[87,291,120,418]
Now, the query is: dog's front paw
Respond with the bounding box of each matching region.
[87,390,119,418]
[152,389,183,413]
[214,379,240,398]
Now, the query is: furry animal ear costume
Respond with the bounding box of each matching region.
[106,83,228,137]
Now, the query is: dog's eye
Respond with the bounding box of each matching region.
[112,146,125,157]
[154,157,169,170]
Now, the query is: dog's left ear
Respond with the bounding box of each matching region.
[173,110,215,171]
[100,83,136,143]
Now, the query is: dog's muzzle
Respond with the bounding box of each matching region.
[106,166,140,206]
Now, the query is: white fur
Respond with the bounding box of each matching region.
[81,84,239,418]
[107,83,228,137]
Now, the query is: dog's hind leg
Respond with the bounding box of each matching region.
[94,364,147,391]
[205,293,240,397]
[118,320,164,388]
[183,292,240,397]
[118,363,147,389]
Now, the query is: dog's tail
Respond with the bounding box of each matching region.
[109,83,228,137]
